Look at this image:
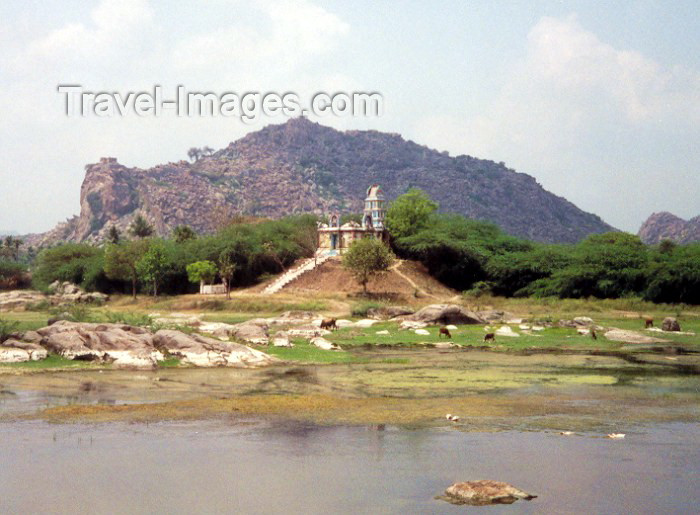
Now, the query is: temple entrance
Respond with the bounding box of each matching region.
[331,234,338,249]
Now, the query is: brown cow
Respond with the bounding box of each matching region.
[439,326,452,339]
[484,333,495,342]
[591,328,597,340]
[644,317,654,328]
[320,318,337,330]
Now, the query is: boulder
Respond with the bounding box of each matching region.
[434,341,455,349]
[366,306,414,320]
[604,329,669,344]
[443,480,537,506]
[272,331,293,347]
[662,317,681,332]
[335,319,354,328]
[310,337,340,351]
[153,330,278,367]
[1,339,48,361]
[37,321,163,369]
[574,316,594,326]
[354,319,378,328]
[375,330,390,335]
[229,322,269,345]
[407,304,485,325]
[415,329,430,335]
[445,324,458,331]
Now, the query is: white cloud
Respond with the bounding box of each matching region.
[414,15,700,231]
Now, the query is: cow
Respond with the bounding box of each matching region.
[439,326,452,339]
[644,317,654,329]
[484,333,495,342]
[320,318,337,330]
[591,328,597,340]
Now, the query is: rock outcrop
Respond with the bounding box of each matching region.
[153,330,277,367]
[37,321,163,368]
[442,480,537,506]
[405,304,485,325]
[25,118,614,247]
[638,212,700,244]
[0,283,107,312]
[0,321,278,369]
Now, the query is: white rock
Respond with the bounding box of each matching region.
[414,329,430,335]
[335,319,354,328]
[495,326,520,337]
[375,330,390,335]
[445,324,458,331]
[505,318,523,324]
[0,347,32,363]
[354,319,377,328]
[310,337,339,350]
[519,324,531,330]
[531,326,545,331]
[272,331,293,347]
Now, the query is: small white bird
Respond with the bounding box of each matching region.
[607,433,626,439]
[446,413,453,420]
[445,414,460,422]
[560,431,574,436]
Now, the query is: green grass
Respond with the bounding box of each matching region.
[264,339,368,364]
[159,358,182,368]
[322,320,699,352]
[0,354,106,369]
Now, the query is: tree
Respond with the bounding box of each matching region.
[343,238,395,293]
[218,251,237,299]
[172,225,197,243]
[187,147,201,162]
[129,214,154,239]
[136,243,168,296]
[186,260,218,291]
[104,241,148,298]
[106,225,121,244]
[385,188,438,240]
[202,146,215,157]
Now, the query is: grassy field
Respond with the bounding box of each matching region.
[2,292,699,369]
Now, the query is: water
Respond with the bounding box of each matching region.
[1,419,698,514]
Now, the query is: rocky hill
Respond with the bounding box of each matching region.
[28,118,615,246]
[638,212,700,244]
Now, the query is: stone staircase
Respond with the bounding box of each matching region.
[261,252,332,295]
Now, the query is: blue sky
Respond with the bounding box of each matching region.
[1,0,698,234]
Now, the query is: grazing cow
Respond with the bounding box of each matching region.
[439,326,452,339]
[484,333,495,342]
[320,318,337,330]
[591,328,597,340]
[644,317,654,328]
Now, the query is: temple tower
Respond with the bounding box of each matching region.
[362,184,386,231]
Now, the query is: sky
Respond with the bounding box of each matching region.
[1,0,698,234]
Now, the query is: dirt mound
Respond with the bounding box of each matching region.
[284,258,455,299]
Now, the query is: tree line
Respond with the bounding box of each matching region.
[384,189,700,304]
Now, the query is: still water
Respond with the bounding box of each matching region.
[1,419,698,514]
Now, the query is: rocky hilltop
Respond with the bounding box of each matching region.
[29,118,614,245]
[638,212,700,244]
